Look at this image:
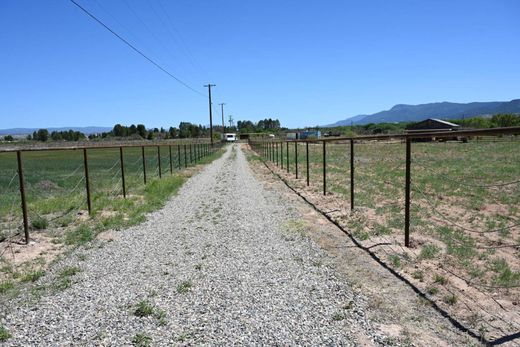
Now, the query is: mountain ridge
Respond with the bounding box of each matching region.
[0,126,112,136]
[326,99,520,126]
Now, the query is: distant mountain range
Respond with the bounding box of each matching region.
[326,99,520,126]
[0,126,112,136]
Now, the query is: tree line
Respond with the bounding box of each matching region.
[19,118,282,142]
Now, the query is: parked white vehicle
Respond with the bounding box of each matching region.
[224,133,237,142]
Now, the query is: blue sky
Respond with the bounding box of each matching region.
[1,0,519,129]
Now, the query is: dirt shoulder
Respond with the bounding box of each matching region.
[243,144,485,347]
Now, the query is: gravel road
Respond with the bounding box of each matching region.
[1,144,387,346]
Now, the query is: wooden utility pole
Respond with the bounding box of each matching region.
[204,84,216,145]
[219,103,226,134]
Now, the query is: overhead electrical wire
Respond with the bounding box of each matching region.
[69,0,206,97]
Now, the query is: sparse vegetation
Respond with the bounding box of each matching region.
[444,294,458,305]
[0,326,11,342]
[134,300,155,317]
[131,332,152,347]
[54,266,81,290]
[65,225,94,245]
[332,312,346,321]
[176,280,192,294]
[20,270,45,283]
[31,216,48,230]
[420,244,440,259]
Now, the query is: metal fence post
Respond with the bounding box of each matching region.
[295,142,298,179]
[189,144,193,163]
[157,146,162,178]
[281,142,284,169]
[306,141,309,186]
[276,142,278,165]
[119,147,126,198]
[177,145,181,170]
[405,137,411,247]
[286,142,289,172]
[16,151,29,244]
[83,148,92,215]
[323,141,327,195]
[142,146,147,184]
[184,144,187,168]
[169,145,173,174]
[350,139,354,210]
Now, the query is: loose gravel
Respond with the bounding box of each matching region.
[1,144,387,346]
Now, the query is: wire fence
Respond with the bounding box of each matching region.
[250,126,520,345]
[0,140,223,246]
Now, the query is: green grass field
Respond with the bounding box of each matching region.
[0,143,220,241]
[260,138,520,327]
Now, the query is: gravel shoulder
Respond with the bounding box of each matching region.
[2,144,391,346]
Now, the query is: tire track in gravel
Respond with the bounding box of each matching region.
[1,144,388,346]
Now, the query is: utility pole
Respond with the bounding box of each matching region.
[204,83,216,145]
[219,103,226,134]
[228,115,234,129]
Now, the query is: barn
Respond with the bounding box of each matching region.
[406,118,460,132]
[406,118,463,142]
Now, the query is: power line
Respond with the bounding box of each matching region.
[69,0,205,97]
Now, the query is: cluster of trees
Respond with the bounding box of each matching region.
[26,122,214,142]
[451,114,520,128]
[1,135,14,141]
[29,128,85,142]
[236,118,282,133]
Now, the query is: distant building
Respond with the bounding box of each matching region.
[406,118,464,142]
[299,130,321,139]
[406,118,460,132]
[286,130,321,140]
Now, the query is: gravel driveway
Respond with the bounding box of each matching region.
[1,144,387,346]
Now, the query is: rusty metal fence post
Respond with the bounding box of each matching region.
[322,141,326,195]
[295,142,299,179]
[286,142,289,172]
[350,139,354,210]
[306,141,309,186]
[276,141,279,166]
[83,148,92,215]
[184,144,187,168]
[16,150,29,244]
[177,145,181,170]
[157,146,162,179]
[119,147,126,198]
[404,137,411,247]
[281,142,284,169]
[169,145,173,174]
[142,146,147,184]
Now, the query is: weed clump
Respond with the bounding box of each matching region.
[65,225,94,246]
[0,326,11,342]
[31,217,48,230]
